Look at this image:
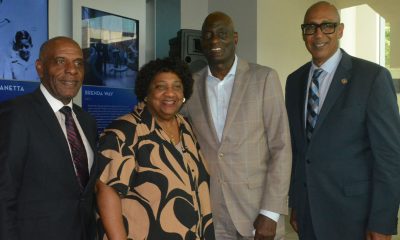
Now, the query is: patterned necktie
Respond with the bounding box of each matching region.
[306,68,324,142]
[60,106,89,190]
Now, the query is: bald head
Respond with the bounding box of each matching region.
[304,1,341,23]
[202,11,235,33]
[39,36,82,60]
[200,11,238,77]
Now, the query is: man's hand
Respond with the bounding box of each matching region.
[366,231,391,240]
[253,214,277,240]
[290,208,298,233]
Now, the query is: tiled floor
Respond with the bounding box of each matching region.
[284,210,400,240]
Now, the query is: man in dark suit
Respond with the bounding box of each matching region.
[285,1,400,240]
[0,36,97,240]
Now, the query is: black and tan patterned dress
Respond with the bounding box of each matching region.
[98,103,215,240]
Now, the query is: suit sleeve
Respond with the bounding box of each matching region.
[284,74,297,209]
[0,103,28,239]
[366,67,400,234]
[260,69,292,214]
[179,102,189,118]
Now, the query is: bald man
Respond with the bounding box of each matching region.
[286,2,400,240]
[0,36,98,240]
[182,12,292,240]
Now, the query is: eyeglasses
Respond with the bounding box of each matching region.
[301,22,338,35]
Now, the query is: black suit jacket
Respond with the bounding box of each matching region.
[286,50,400,239]
[0,88,98,240]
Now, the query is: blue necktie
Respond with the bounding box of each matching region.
[60,106,89,190]
[306,69,324,142]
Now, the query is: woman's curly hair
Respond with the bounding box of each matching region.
[135,57,193,102]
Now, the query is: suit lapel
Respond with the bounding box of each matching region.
[32,89,73,161]
[32,89,83,193]
[196,69,220,143]
[221,59,250,141]
[299,64,311,143]
[313,51,352,135]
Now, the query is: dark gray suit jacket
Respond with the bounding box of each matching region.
[285,50,400,239]
[0,89,98,240]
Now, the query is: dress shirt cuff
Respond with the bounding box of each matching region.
[259,209,280,222]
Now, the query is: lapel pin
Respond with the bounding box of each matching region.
[341,78,348,85]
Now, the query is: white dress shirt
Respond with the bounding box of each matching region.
[207,56,237,141]
[206,55,280,222]
[40,84,94,173]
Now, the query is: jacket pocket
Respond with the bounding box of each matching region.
[247,178,263,189]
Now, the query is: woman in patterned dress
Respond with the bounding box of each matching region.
[96,58,215,240]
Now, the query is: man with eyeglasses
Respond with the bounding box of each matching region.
[285,1,400,240]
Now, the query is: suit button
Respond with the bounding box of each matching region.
[303,182,307,188]
[306,159,311,164]
[219,153,224,157]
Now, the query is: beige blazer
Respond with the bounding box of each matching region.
[182,58,292,236]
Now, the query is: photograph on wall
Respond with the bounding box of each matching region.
[81,6,139,89]
[0,0,48,82]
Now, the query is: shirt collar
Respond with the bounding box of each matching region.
[311,48,342,73]
[40,84,73,112]
[207,55,238,79]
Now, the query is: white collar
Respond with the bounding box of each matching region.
[311,48,342,73]
[40,84,73,112]
[207,55,238,79]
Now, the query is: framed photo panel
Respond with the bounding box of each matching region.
[0,0,48,82]
[79,5,139,134]
[81,6,139,89]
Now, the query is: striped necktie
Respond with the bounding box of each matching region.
[306,68,324,142]
[60,106,89,190]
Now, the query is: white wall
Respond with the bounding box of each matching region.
[48,0,72,37]
[340,7,357,56]
[357,5,380,63]
[257,0,316,87]
[180,0,208,30]
[146,0,155,61]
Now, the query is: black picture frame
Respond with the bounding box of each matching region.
[81,6,139,89]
